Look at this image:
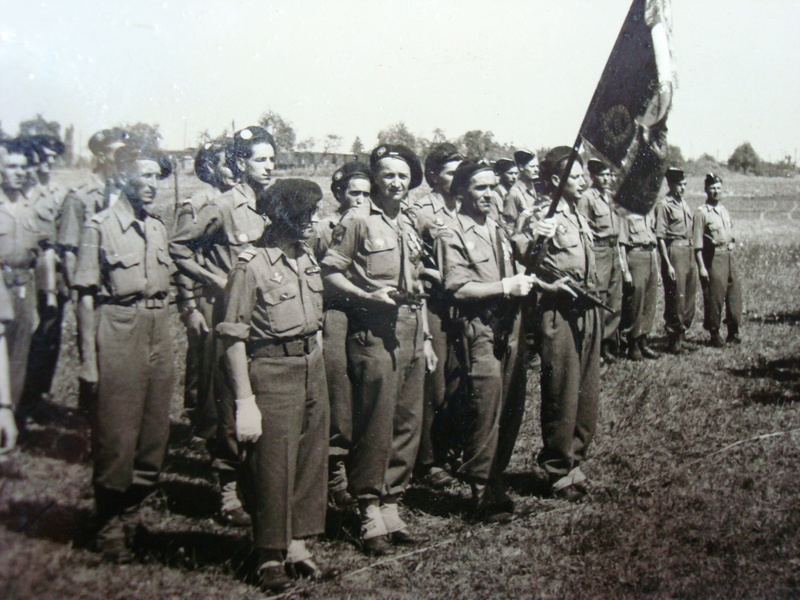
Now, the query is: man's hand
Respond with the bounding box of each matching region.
[501,273,537,297]
[183,309,210,337]
[623,270,633,285]
[0,408,18,455]
[365,287,397,306]
[699,267,709,281]
[45,291,58,310]
[79,357,99,384]
[235,395,262,443]
[532,218,557,239]
[537,275,578,297]
[209,274,228,292]
[666,265,676,281]
[424,339,438,373]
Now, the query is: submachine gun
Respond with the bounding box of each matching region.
[536,265,618,315]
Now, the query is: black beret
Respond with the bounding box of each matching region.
[257,178,323,221]
[424,143,464,187]
[705,172,722,187]
[450,159,495,198]
[331,161,371,197]
[195,138,233,185]
[493,158,516,175]
[0,138,33,163]
[513,149,536,167]
[370,144,423,190]
[233,126,276,156]
[665,167,686,184]
[115,144,172,180]
[587,157,611,175]
[88,128,128,156]
[30,135,65,157]
[541,145,581,181]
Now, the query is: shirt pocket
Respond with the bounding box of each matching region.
[363,235,398,279]
[552,227,580,250]
[262,284,304,334]
[593,203,613,230]
[106,251,147,297]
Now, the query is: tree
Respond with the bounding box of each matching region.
[457,130,506,160]
[18,114,61,138]
[63,124,75,166]
[124,122,163,150]
[665,143,685,168]
[323,134,343,154]
[296,137,316,152]
[728,142,761,174]
[258,111,296,153]
[351,136,364,155]
[196,129,212,147]
[377,122,421,154]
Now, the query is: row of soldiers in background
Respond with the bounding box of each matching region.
[0,126,743,594]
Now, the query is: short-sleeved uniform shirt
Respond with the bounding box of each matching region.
[693,203,734,250]
[618,207,657,248]
[502,179,539,228]
[58,174,118,251]
[216,240,324,344]
[577,187,619,241]
[321,198,424,295]
[73,198,172,301]
[654,192,693,243]
[406,192,461,272]
[533,201,596,288]
[27,182,67,246]
[0,190,47,270]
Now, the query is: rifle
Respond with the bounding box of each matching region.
[536,265,617,315]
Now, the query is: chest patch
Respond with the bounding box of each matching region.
[270,271,284,284]
[557,224,567,235]
[434,217,444,227]
[237,233,249,243]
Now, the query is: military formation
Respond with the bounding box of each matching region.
[0,128,744,593]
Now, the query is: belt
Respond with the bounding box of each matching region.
[101,295,168,309]
[626,244,656,252]
[665,239,692,247]
[713,242,736,252]
[593,237,618,247]
[249,333,319,358]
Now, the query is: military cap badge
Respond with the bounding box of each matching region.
[240,128,253,140]
[376,146,386,157]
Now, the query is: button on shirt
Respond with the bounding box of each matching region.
[618,207,657,247]
[693,203,734,249]
[577,187,619,240]
[216,241,324,344]
[73,198,172,301]
[655,192,693,242]
[0,190,47,269]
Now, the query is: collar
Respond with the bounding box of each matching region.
[233,183,257,209]
[111,197,144,232]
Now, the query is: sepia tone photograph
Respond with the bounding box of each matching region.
[1,1,799,598]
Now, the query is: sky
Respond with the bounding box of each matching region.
[2,0,799,162]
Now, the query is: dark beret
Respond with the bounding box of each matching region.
[665,167,686,184]
[587,157,611,175]
[541,145,581,181]
[451,159,495,198]
[233,126,276,155]
[195,138,232,185]
[257,178,323,221]
[513,149,536,167]
[370,144,423,190]
[493,158,515,175]
[705,172,722,187]
[0,138,33,163]
[331,161,371,197]
[424,143,464,187]
[30,135,65,157]
[115,144,172,180]
[88,128,128,156]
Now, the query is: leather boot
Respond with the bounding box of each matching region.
[627,338,643,361]
[600,341,617,364]
[639,337,659,359]
[709,330,725,348]
[667,332,682,354]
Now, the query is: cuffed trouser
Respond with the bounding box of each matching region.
[347,306,425,500]
[661,245,697,335]
[93,304,174,493]
[239,345,329,550]
[183,291,218,440]
[454,313,526,484]
[536,299,601,478]
[621,248,658,341]
[5,277,36,410]
[700,248,742,334]
[593,244,623,344]
[323,308,353,457]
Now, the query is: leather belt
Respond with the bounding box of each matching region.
[250,333,319,358]
[593,237,618,247]
[713,242,736,252]
[102,295,168,309]
[665,239,692,247]
[627,244,656,252]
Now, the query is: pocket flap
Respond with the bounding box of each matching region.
[107,252,141,268]
[264,285,297,305]
[364,236,396,253]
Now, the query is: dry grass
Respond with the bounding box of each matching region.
[1,171,799,599]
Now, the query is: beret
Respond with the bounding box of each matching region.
[370,144,423,190]
[587,157,611,175]
[450,159,495,198]
[705,172,722,187]
[665,167,686,184]
[115,144,172,180]
[541,145,581,181]
[424,143,464,187]
[257,178,323,221]
[88,128,129,156]
[493,158,516,175]
[513,149,536,167]
[331,161,371,197]
[195,137,234,185]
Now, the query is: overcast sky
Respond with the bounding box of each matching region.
[2,0,798,162]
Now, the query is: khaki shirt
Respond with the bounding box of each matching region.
[321,198,424,295]
[693,203,734,249]
[406,192,461,269]
[577,187,619,240]
[216,239,323,344]
[27,182,67,245]
[654,192,693,242]
[58,174,117,251]
[0,189,47,270]
[502,179,539,229]
[73,197,173,301]
[618,207,657,247]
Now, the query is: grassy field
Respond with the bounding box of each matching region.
[1,170,799,599]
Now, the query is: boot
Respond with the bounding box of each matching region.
[600,341,617,364]
[726,328,741,344]
[639,337,659,359]
[667,332,682,354]
[709,330,725,348]
[627,337,643,361]
[328,457,356,508]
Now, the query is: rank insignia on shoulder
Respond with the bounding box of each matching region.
[331,224,346,244]
[237,248,257,262]
[271,271,284,284]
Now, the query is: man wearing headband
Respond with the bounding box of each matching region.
[655,168,697,353]
[693,173,742,346]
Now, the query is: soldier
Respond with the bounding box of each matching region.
[322,144,437,556]
[0,275,16,453]
[491,158,517,223]
[517,146,600,501]
[73,144,176,562]
[407,143,463,490]
[577,158,623,362]
[0,140,55,414]
[217,179,335,593]
[655,167,697,353]
[313,161,371,507]
[618,204,660,361]
[693,173,742,347]
[502,149,541,231]
[439,160,538,521]
[169,126,272,526]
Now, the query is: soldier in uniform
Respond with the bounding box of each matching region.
[618,204,660,361]
[313,161,371,507]
[407,143,463,490]
[517,147,600,501]
[0,274,16,454]
[693,173,742,347]
[439,160,540,521]
[169,126,272,526]
[655,167,697,353]
[502,149,541,232]
[322,144,437,556]
[577,158,623,362]
[217,179,334,593]
[73,144,176,562]
[0,140,55,415]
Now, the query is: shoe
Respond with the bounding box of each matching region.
[218,481,251,527]
[550,468,588,502]
[286,558,340,581]
[474,502,515,524]
[600,341,617,364]
[94,516,136,564]
[639,338,659,359]
[362,534,393,556]
[627,339,643,361]
[553,485,587,502]
[419,466,457,489]
[389,529,430,546]
[256,562,294,593]
[667,334,682,354]
[727,333,742,344]
[710,331,725,348]
[329,487,357,508]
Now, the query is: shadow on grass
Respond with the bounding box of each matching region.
[749,311,800,325]
[0,499,95,548]
[730,356,800,405]
[404,486,468,518]
[159,478,219,519]
[136,528,252,573]
[505,471,552,498]
[18,399,92,464]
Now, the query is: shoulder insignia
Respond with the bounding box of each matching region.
[331,224,347,244]
[237,248,258,263]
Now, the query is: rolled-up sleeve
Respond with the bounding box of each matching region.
[692,210,706,249]
[73,223,102,292]
[654,202,668,239]
[440,234,473,294]
[215,262,257,341]
[320,213,362,273]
